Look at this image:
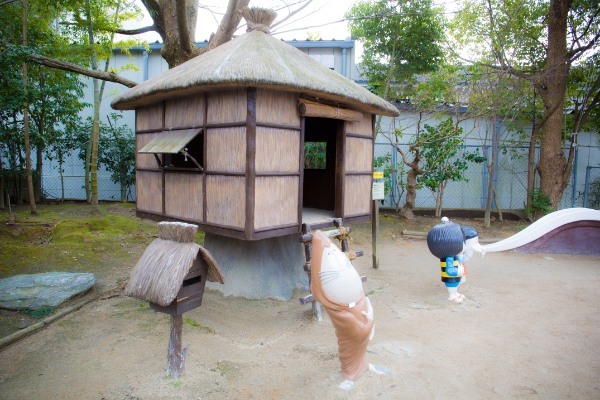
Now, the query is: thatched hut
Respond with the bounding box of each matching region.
[113,7,399,299]
[111,7,399,242]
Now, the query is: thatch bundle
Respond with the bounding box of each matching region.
[242,7,277,33]
[125,222,224,306]
[157,221,198,242]
[298,99,363,122]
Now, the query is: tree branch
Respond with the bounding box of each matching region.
[115,25,157,35]
[29,54,138,88]
[176,0,193,55]
[206,0,250,51]
[141,0,165,38]
[566,30,600,63]
[271,0,313,29]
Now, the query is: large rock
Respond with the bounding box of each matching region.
[205,233,308,300]
[0,272,95,310]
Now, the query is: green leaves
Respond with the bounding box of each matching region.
[346,0,445,98]
[415,118,484,192]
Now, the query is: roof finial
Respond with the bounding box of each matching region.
[242,7,277,34]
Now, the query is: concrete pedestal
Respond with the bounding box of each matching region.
[204,233,309,300]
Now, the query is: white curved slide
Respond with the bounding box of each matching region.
[482,208,600,253]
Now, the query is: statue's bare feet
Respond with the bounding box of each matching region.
[338,379,354,391]
[369,363,391,375]
[448,293,465,303]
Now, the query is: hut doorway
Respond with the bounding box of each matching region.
[302,117,343,224]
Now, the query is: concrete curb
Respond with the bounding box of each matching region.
[0,297,94,350]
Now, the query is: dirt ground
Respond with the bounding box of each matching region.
[0,214,599,399]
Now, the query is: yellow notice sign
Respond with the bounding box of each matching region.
[373,171,384,179]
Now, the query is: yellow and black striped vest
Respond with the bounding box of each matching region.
[440,257,462,283]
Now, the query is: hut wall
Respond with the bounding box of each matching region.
[343,174,371,216]
[345,113,373,136]
[256,89,301,126]
[255,127,300,173]
[206,127,246,172]
[344,137,372,172]
[205,175,246,229]
[135,105,164,219]
[136,170,163,214]
[136,132,161,169]
[165,95,205,129]
[207,89,246,124]
[342,113,373,218]
[254,176,299,230]
[165,173,203,222]
[253,90,302,235]
[136,103,163,131]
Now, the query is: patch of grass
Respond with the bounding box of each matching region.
[20,306,55,319]
[168,379,183,389]
[183,317,215,334]
[0,203,157,279]
[212,361,240,378]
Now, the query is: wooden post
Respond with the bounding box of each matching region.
[371,170,384,269]
[166,314,187,379]
[372,199,379,269]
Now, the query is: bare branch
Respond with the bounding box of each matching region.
[29,54,138,88]
[567,29,600,63]
[114,25,157,35]
[141,0,165,38]
[271,0,314,29]
[206,0,250,51]
[176,0,194,54]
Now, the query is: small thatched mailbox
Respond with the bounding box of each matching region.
[148,251,213,315]
[125,221,224,378]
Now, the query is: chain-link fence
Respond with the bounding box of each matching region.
[583,166,600,209]
[40,155,135,202]
[33,144,597,210]
[374,142,592,212]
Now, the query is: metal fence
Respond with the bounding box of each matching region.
[41,175,135,202]
[373,142,592,212]
[40,155,135,202]
[583,166,600,209]
[35,144,598,210]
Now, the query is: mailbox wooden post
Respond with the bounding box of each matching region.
[124,222,224,379]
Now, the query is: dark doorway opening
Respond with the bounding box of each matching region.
[303,117,341,216]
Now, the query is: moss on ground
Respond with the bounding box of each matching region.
[0,202,196,338]
[0,203,165,279]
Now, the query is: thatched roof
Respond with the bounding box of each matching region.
[124,222,224,306]
[111,8,399,117]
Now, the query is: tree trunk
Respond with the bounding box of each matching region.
[401,162,419,219]
[159,1,201,68]
[59,157,65,203]
[435,183,445,218]
[537,0,570,209]
[0,152,5,210]
[35,147,43,202]
[85,0,100,212]
[484,117,499,228]
[141,0,250,68]
[89,96,100,212]
[22,0,36,215]
[526,91,539,221]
